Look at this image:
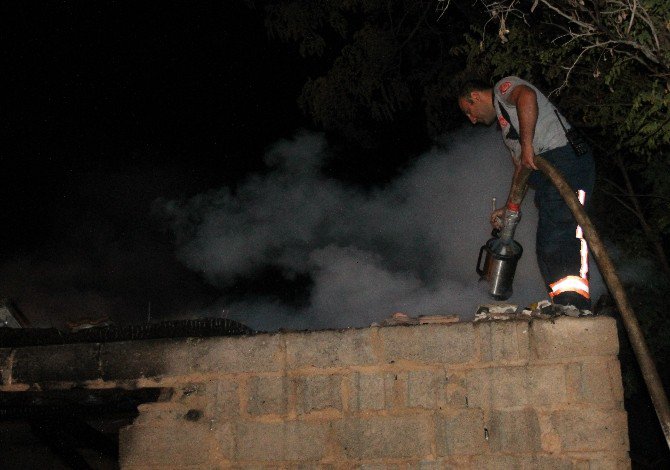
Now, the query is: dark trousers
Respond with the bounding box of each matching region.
[528,145,596,309]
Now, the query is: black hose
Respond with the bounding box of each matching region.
[535,155,670,449]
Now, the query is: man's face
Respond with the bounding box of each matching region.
[458,91,496,126]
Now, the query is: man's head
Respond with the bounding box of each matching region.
[457,80,497,126]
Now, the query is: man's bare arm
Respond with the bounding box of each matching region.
[509,85,539,170]
[508,158,532,207]
[491,158,532,228]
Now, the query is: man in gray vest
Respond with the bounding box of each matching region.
[457,77,595,311]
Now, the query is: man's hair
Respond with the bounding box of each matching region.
[457,79,492,101]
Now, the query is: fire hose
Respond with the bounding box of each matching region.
[535,155,670,449]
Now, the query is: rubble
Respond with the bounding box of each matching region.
[474,303,518,321]
[418,314,460,324]
[374,301,599,327]
[377,312,460,326]
[475,299,597,321]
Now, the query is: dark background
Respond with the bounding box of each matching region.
[2,2,311,327]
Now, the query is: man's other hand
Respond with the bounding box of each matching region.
[521,147,538,170]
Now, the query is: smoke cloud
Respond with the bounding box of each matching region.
[159,127,603,331]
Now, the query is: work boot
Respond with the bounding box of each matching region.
[553,291,591,311]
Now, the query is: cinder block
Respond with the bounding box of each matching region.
[132,402,188,425]
[526,365,567,405]
[606,358,625,403]
[359,465,410,470]
[464,368,489,408]
[551,409,629,452]
[530,317,619,359]
[337,415,432,459]
[176,381,207,400]
[417,461,442,470]
[379,324,475,365]
[465,367,530,408]
[423,457,472,469]
[444,371,468,408]
[488,409,542,453]
[476,320,530,363]
[407,369,445,409]
[119,423,212,467]
[210,379,240,420]
[533,455,575,469]
[102,334,284,380]
[586,455,631,469]
[285,328,376,369]
[201,334,284,374]
[575,359,625,406]
[13,343,100,384]
[488,367,527,407]
[466,367,563,408]
[296,374,342,414]
[212,421,234,461]
[235,421,330,461]
[471,454,573,469]
[348,371,387,411]
[101,338,173,379]
[470,455,529,469]
[436,409,487,455]
[174,381,208,411]
[467,364,569,409]
[247,375,289,415]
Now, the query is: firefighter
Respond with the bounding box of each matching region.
[457,77,595,311]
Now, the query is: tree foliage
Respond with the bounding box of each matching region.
[251,0,475,146]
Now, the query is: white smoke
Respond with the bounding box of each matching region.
[159,127,603,331]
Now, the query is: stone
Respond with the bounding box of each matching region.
[476,320,530,363]
[295,374,342,414]
[336,415,432,459]
[530,317,618,359]
[348,371,387,411]
[407,369,444,409]
[120,423,212,467]
[488,409,542,453]
[551,409,629,451]
[235,421,330,461]
[285,328,376,369]
[436,409,487,455]
[379,323,476,365]
[247,375,289,416]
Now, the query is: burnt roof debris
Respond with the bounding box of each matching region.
[0,317,253,348]
[0,299,31,328]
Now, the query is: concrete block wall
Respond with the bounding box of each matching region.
[0,316,630,468]
[119,317,629,468]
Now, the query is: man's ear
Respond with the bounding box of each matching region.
[464,91,478,104]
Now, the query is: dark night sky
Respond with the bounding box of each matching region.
[2,2,308,326]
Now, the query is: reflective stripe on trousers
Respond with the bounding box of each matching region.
[549,189,590,300]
